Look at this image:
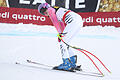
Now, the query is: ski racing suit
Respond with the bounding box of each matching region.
[48,7,83,59]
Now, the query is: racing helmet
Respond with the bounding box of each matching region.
[38,3,50,15]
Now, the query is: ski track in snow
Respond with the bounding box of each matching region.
[0,23,120,80]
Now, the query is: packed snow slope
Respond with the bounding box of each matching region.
[0,23,120,80]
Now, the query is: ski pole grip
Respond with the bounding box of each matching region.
[57,34,62,40]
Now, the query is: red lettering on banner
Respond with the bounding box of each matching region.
[0,7,120,27]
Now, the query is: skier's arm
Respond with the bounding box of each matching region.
[47,7,64,33]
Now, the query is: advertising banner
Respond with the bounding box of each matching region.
[6,0,101,12]
[0,7,52,25]
[0,7,120,27]
[0,0,120,27]
[1,0,120,12]
[80,12,120,27]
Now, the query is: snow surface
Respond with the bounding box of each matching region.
[0,23,120,80]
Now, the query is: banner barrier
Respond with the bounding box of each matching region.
[0,7,120,27]
[6,0,100,12]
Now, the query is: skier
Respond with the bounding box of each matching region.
[38,3,83,71]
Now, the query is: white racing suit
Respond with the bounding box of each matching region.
[55,8,83,58]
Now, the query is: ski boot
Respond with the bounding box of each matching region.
[70,55,82,71]
[69,55,77,68]
[53,58,74,72]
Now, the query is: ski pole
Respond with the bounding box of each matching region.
[70,45,111,74]
[82,49,111,74]
[58,34,111,75]
[78,49,104,75]
[60,38,103,75]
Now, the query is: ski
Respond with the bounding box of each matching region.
[15,60,104,77]
[27,60,82,72]
[23,60,104,77]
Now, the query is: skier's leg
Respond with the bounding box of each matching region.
[68,47,74,57]
[53,12,83,71]
[62,13,83,44]
[59,41,69,58]
[61,13,83,69]
[62,15,83,57]
[53,40,73,71]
